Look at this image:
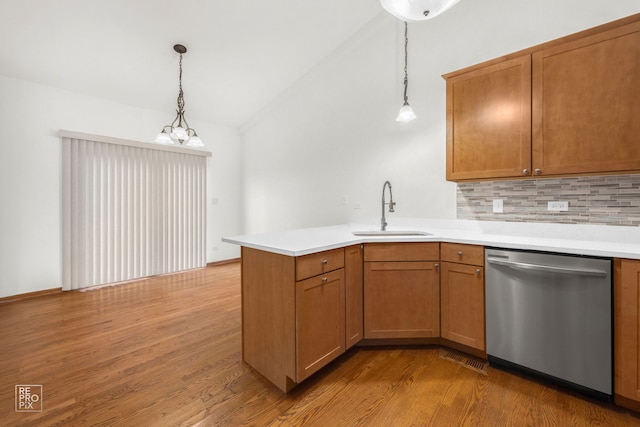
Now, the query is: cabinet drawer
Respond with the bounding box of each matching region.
[364,242,439,262]
[296,248,345,281]
[441,243,484,266]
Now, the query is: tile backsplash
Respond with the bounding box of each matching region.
[457,174,640,226]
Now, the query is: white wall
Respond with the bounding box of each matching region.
[240,0,640,234]
[2,0,638,298]
[0,75,242,298]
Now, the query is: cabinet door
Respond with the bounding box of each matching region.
[445,55,532,181]
[364,261,440,339]
[441,262,485,351]
[615,259,640,406]
[532,21,640,176]
[295,269,345,382]
[345,245,363,349]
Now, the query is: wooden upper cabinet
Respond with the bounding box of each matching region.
[444,13,640,181]
[446,55,532,181]
[532,21,640,176]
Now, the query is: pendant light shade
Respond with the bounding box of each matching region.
[380,0,461,22]
[396,103,417,122]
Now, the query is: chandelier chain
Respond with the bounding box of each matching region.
[177,53,185,115]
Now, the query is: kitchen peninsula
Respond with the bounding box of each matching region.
[223,219,640,412]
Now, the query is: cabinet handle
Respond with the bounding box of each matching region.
[322,277,328,284]
[523,169,529,175]
[476,269,481,275]
[457,251,463,256]
[434,263,439,269]
[535,168,541,175]
[321,259,328,265]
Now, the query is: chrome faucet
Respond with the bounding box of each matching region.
[381,180,395,231]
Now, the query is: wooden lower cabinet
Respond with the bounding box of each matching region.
[440,262,485,351]
[364,260,440,339]
[345,245,364,349]
[295,269,345,382]
[242,240,640,419]
[614,258,640,410]
[241,246,347,392]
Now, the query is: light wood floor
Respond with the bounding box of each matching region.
[1,263,639,426]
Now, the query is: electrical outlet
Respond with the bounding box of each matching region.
[493,199,504,213]
[548,201,569,211]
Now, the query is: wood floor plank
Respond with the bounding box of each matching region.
[1,263,639,426]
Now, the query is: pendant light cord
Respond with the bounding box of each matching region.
[402,21,409,105]
[177,53,185,124]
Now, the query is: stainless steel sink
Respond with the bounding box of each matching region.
[352,230,432,237]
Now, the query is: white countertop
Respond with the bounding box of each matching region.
[222,218,640,260]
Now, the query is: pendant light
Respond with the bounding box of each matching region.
[155,44,204,147]
[396,22,416,123]
[380,0,461,22]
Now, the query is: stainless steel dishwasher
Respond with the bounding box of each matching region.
[485,248,612,400]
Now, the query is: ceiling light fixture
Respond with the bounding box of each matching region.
[380,0,461,22]
[155,44,204,147]
[396,22,416,123]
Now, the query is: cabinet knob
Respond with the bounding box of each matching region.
[457,251,463,256]
[523,169,529,175]
[322,277,328,284]
[434,263,439,269]
[476,269,481,275]
[535,168,541,175]
[321,259,328,265]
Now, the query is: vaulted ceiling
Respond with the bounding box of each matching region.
[0,0,384,127]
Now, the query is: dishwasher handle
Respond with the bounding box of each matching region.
[486,257,608,277]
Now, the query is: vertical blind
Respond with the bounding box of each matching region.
[60,131,211,290]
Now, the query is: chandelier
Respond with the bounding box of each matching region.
[155,44,204,147]
[380,0,461,22]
